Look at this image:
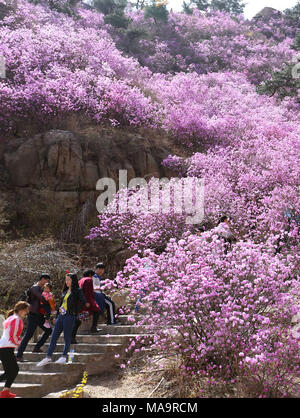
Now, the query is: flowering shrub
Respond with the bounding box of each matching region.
[0,2,299,134]
[0,0,158,133]
[1,0,299,397]
[59,371,88,398]
[113,8,297,85]
[114,234,300,397]
[87,180,194,253]
[90,71,300,258]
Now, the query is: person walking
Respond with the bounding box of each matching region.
[16,274,52,362]
[72,270,102,342]
[0,301,30,398]
[36,273,87,367]
[93,262,118,325]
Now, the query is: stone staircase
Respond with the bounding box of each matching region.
[0,315,146,398]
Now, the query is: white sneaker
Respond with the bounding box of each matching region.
[36,357,52,367]
[55,356,67,364]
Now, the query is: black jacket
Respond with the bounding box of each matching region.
[29,284,50,315]
[58,288,86,316]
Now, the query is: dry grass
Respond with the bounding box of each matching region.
[0,237,80,309]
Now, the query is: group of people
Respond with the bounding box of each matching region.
[0,262,118,398]
[0,218,237,398]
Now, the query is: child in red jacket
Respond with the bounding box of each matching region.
[0,301,30,398]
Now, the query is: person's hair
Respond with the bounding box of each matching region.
[96,262,105,270]
[83,270,95,278]
[39,274,51,282]
[6,301,30,318]
[63,273,79,293]
[44,282,52,291]
[218,216,229,225]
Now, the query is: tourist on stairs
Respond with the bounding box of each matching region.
[0,301,30,398]
[36,273,87,367]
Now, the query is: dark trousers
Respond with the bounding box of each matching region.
[94,292,115,323]
[104,295,116,324]
[72,318,81,341]
[47,313,75,358]
[17,312,52,358]
[72,311,101,341]
[0,348,19,388]
[41,303,51,320]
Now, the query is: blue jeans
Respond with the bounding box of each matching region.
[47,313,76,358]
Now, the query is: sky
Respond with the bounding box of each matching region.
[167,0,299,19]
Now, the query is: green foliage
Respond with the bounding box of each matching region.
[292,34,300,51]
[258,31,300,101]
[186,0,245,14]
[93,0,130,28]
[131,0,147,9]
[257,63,300,100]
[27,0,80,16]
[284,0,300,21]
[182,0,193,14]
[93,0,127,15]
[104,12,130,28]
[144,0,169,23]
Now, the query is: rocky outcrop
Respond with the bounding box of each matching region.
[254,7,281,19]
[0,126,185,274]
[0,127,179,217]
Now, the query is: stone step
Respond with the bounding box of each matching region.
[14,371,72,385]
[0,314,148,397]
[15,351,108,363]
[56,333,145,344]
[27,342,122,354]
[0,361,85,373]
[86,324,146,335]
[31,324,145,340]
[1,371,84,398]
[115,315,143,325]
[1,383,44,399]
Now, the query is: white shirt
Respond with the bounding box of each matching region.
[93,275,102,294]
[215,222,232,239]
[0,314,23,349]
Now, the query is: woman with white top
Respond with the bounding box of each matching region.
[0,301,30,398]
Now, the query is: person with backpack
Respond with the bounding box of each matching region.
[16,274,52,362]
[0,301,30,398]
[36,273,87,366]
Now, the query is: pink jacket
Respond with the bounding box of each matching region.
[0,314,23,348]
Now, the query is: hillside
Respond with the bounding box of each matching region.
[0,0,299,399]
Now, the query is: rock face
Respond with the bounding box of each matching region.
[0,2,13,20]
[0,126,179,219]
[254,7,281,19]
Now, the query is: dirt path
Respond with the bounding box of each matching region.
[84,370,151,398]
[45,370,153,398]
